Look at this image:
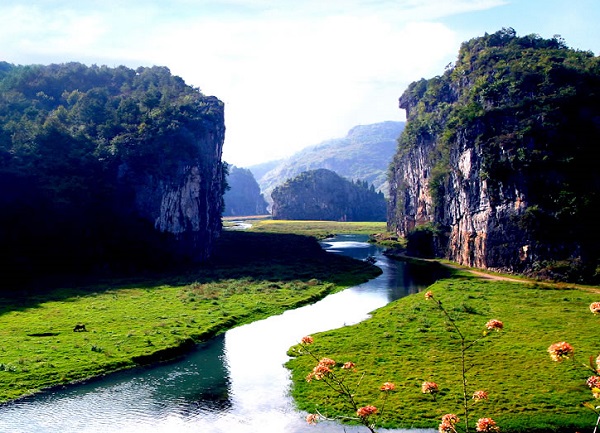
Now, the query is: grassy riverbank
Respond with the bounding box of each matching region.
[286,269,600,432]
[246,219,388,238]
[0,230,380,403]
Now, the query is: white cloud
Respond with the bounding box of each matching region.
[0,0,506,166]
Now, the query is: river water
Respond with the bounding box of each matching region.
[0,235,436,433]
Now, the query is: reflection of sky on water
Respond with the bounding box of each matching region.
[0,235,436,433]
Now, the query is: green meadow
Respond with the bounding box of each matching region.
[246,219,388,238]
[286,269,600,432]
[0,230,380,403]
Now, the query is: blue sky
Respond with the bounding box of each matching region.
[1,0,599,167]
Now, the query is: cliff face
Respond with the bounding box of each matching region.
[126,96,226,261]
[388,29,600,281]
[223,165,269,216]
[272,168,386,221]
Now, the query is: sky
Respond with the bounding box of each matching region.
[1,0,600,167]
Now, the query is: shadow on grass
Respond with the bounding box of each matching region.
[0,231,381,315]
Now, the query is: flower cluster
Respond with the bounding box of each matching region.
[306,357,336,382]
[485,319,504,331]
[589,302,600,314]
[342,361,356,370]
[380,382,395,391]
[421,381,439,395]
[424,290,434,300]
[356,405,378,418]
[475,417,500,432]
[472,390,489,401]
[301,335,314,345]
[305,413,319,424]
[547,341,575,362]
[438,413,459,433]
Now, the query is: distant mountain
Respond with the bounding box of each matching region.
[250,121,404,204]
[271,168,386,221]
[223,165,268,216]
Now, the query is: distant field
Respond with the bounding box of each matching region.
[244,219,388,238]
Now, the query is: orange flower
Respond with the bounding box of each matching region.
[301,336,314,345]
[425,291,434,300]
[421,381,439,394]
[590,302,600,314]
[342,361,356,370]
[441,413,459,424]
[473,390,489,401]
[587,376,600,389]
[547,341,574,362]
[439,414,459,432]
[380,382,395,391]
[356,405,378,418]
[319,357,336,367]
[485,319,503,331]
[306,413,319,424]
[475,417,499,432]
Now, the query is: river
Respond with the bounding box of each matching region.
[0,235,437,433]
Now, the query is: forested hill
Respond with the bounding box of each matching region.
[387,28,600,282]
[251,121,404,204]
[271,168,386,221]
[0,62,226,286]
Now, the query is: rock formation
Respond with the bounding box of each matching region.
[388,29,600,281]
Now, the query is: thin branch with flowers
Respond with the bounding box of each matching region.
[296,335,396,433]
[423,290,503,433]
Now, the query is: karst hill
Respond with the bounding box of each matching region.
[387,28,600,282]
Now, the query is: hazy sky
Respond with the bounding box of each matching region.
[1,1,599,167]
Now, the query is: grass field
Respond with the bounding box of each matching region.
[286,269,600,432]
[245,219,388,238]
[0,230,380,403]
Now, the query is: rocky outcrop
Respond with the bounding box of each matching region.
[122,96,226,262]
[223,165,269,216]
[388,29,600,281]
[272,169,386,221]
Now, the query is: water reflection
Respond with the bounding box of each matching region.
[0,234,437,433]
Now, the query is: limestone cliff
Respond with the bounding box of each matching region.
[124,96,226,262]
[388,29,600,281]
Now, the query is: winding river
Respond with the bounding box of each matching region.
[0,235,437,433]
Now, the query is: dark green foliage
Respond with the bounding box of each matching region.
[223,165,268,216]
[0,62,224,288]
[271,169,386,221]
[389,29,600,281]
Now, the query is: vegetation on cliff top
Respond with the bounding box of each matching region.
[0,62,225,286]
